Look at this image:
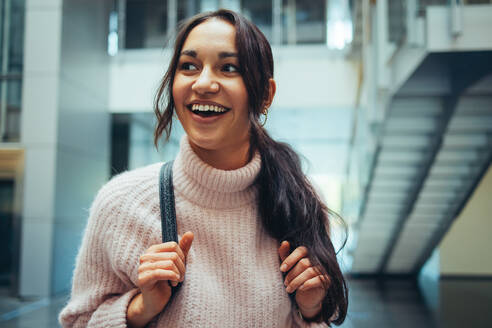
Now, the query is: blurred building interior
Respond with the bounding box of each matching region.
[0,0,491,327]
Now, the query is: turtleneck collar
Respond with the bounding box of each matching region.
[172,136,261,209]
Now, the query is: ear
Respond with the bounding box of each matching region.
[263,78,276,111]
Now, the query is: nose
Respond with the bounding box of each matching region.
[191,67,219,94]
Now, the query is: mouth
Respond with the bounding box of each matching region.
[186,103,231,118]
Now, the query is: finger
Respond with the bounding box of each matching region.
[298,275,330,292]
[284,257,311,286]
[280,246,308,272]
[179,231,194,258]
[278,241,290,263]
[285,267,318,294]
[138,260,181,278]
[319,274,332,289]
[145,242,186,263]
[140,253,186,274]
[138,269,179,289]
[145,241,178,254]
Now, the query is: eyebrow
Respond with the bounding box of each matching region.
[180,49,197,57]
[218,51,238,59]
[180,49,238,59]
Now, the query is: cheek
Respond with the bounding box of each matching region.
[171,82,180,104]
[172,84,186,124]
[231,81,249,115]
[172,76,187,105]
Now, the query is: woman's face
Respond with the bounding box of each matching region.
[172,19,251,164]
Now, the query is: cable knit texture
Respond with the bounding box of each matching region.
[59,136,328,328]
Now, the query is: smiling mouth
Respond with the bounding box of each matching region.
[187,103,230,117]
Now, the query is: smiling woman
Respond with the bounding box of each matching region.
[59,9,348,328]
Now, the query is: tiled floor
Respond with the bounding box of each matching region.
[0,278,491,327]
[0,289,67,328]
[339,279,437,328]
[340,278,492,328]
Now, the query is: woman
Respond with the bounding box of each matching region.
[59,9,347,328]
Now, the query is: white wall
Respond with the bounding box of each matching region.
[108,46,359,113]
[20,0,63,297]
[20,0,111,296]
[51,0,112,295]
[426,5,492,52]
[273,47,359,109]
[439,164,492,276]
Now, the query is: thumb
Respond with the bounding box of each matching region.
[179,231,194,258]
[278,240,290,262]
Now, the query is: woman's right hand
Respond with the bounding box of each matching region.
[127,231,194,327]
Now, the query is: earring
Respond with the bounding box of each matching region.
[260,107,269,127]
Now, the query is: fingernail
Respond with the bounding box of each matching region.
[280,264,287,272]
[286,286,292,293]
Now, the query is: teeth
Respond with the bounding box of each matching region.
[191,104,227,112]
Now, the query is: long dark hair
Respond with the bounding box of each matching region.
[154,9,348,325]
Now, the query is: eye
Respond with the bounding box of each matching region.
[222,63,239,73]
[180,62,198,71]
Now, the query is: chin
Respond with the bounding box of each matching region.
[187,133,223,151]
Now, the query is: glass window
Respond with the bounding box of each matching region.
[8,0,25,73]
[0,180,15,284]
[0,0,25,74]
[0,3,3,67]
[5,80,21,141]
[1,0,24,142]
[388,0,406,45]
[177,0,201,25]
[417,0,447,14]
[326,0,352,50]
[241,0,273,43]
[200,0,219,12]
[121,0,352,49]
[282,0,326,45]
[125,0,168,49]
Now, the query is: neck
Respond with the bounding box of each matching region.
[190,141,251,170]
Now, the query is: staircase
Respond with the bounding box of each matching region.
[350,52,492,275]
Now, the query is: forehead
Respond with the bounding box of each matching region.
[182,19,237,51]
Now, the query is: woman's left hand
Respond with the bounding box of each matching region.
[278,241,330,318]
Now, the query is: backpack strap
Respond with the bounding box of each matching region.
[159,161,178,243]
[159,160,182,292]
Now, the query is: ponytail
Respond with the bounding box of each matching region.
[251,123,348,324]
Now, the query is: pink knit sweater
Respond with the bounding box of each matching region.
[59,136,328,327]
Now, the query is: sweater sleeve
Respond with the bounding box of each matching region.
[291,306,330,328]
[58,178,144,328]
